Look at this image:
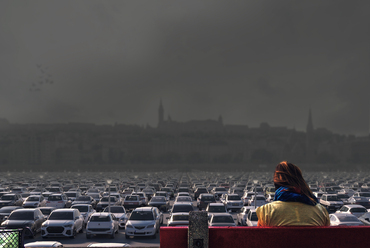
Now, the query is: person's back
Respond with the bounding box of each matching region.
[257,201,329,226]
[256,161,330,227]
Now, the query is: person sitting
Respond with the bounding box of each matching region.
[256,161,330,226]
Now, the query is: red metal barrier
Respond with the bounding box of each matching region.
[160,226,370,248]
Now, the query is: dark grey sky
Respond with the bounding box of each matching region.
[0,0,369,135]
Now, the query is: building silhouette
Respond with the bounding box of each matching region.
[0,100,368,171]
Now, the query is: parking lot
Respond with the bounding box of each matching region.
[0,170,369,247]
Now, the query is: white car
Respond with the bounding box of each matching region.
[208,213,236,226]
[167,213,189,226]
[86,212,119,239]
[336,204,368,218]
[23,195,47,208]
[103,206,128,228]
[329,213,364,226]
[125,207,162,239]
[25,241,63,247]
[70,204,96,226]
[41,209,84,238]
[246,209,258,226]
[248,195,267,207]
[237,206,256,226]
[45,194,71,209]
[223,194,243,211]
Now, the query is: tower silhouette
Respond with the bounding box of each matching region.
[158,99,164,127]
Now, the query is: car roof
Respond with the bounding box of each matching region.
[208,203,224,206]
[91,212,110,216]
[344,204,366,209]
[53,209,75,212]
[211,213,233,217]
[133,207,154,211]
[173,202,193,206]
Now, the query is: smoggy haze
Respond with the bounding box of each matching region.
[0,0,369,135]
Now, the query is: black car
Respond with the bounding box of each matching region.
[0,206,23,224]
[148,196,169,212]
[1,208,45,238]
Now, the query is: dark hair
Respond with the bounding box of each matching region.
[274,161,316,204]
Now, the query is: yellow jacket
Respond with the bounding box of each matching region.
[256,201,330,226]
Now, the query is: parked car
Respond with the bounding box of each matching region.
[70,204,96,226]
[125,207,162,239]
[194,187,208,199]
[148,196,170,212]
[248,195,267,207]
[246,209,259,226]
[319,194,343,212]
[208,213,236,226]
[237,206,256,226]
[41,208,84,238]
[329,213,364,226]
[348,196,370,209]
[123,195,141,210]
[71,196,97,209]
[103,206,128,228]
[45,194,71,209]
[23,195,47,208]
[336,204,368,218]
[223,194,243,211]
[0,193,23,208]
[86,212,119,239]
[24,241,64,247]
[197,194,216,210]
[1,208,45,238]
[358,212,370,225]
[96,196,120,212]
[167,213,189,226]
[0,206,23,224]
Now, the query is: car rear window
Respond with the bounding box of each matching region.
[212,215,234,223]
[173,205,194,213]
[48,196,62,201]
[173,215,189,221]
[90,215,111,222]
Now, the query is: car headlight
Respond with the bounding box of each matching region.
[64,224,73,228]
[147,224,155,229]
[126,224,133,229]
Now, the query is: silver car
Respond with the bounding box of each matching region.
[125,207,162,239]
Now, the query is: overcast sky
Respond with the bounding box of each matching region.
[0,0,369,135]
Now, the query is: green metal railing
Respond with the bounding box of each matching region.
[0,228,23,248]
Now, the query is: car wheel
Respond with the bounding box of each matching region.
[125,234,130,239]
[79,225,84,233]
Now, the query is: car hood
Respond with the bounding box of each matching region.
[3,220,34,226]
[43,220,75,226]
[128,220,155,226]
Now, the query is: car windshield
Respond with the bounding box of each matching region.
[351,208,367,213]
[1,195,15,200]
[177,197,191,201]
[256,196,265,200]
[327,196,338,201]
[104,207,124,213]
[228,196,240,200]
[101,197,116,202]
[125,196,138,201]
[215,188,227,191]
[72,206,88,212]
[27,197,40,201]
[9,211,34,220]
[90,215,111,222]
[172,215,189,221]
[48,196,62,201]
[76,196,90,201]
[338,215,359,222]
[208,206,226,212]
[150,197,165,202]
[212,215,234,223]
[337,194,349,199]
[48,212,73,220]
[129,211,154,220]
[65,193,77,197]
[173,205,193,213]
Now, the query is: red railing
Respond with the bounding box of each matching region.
[160,226,370,248]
